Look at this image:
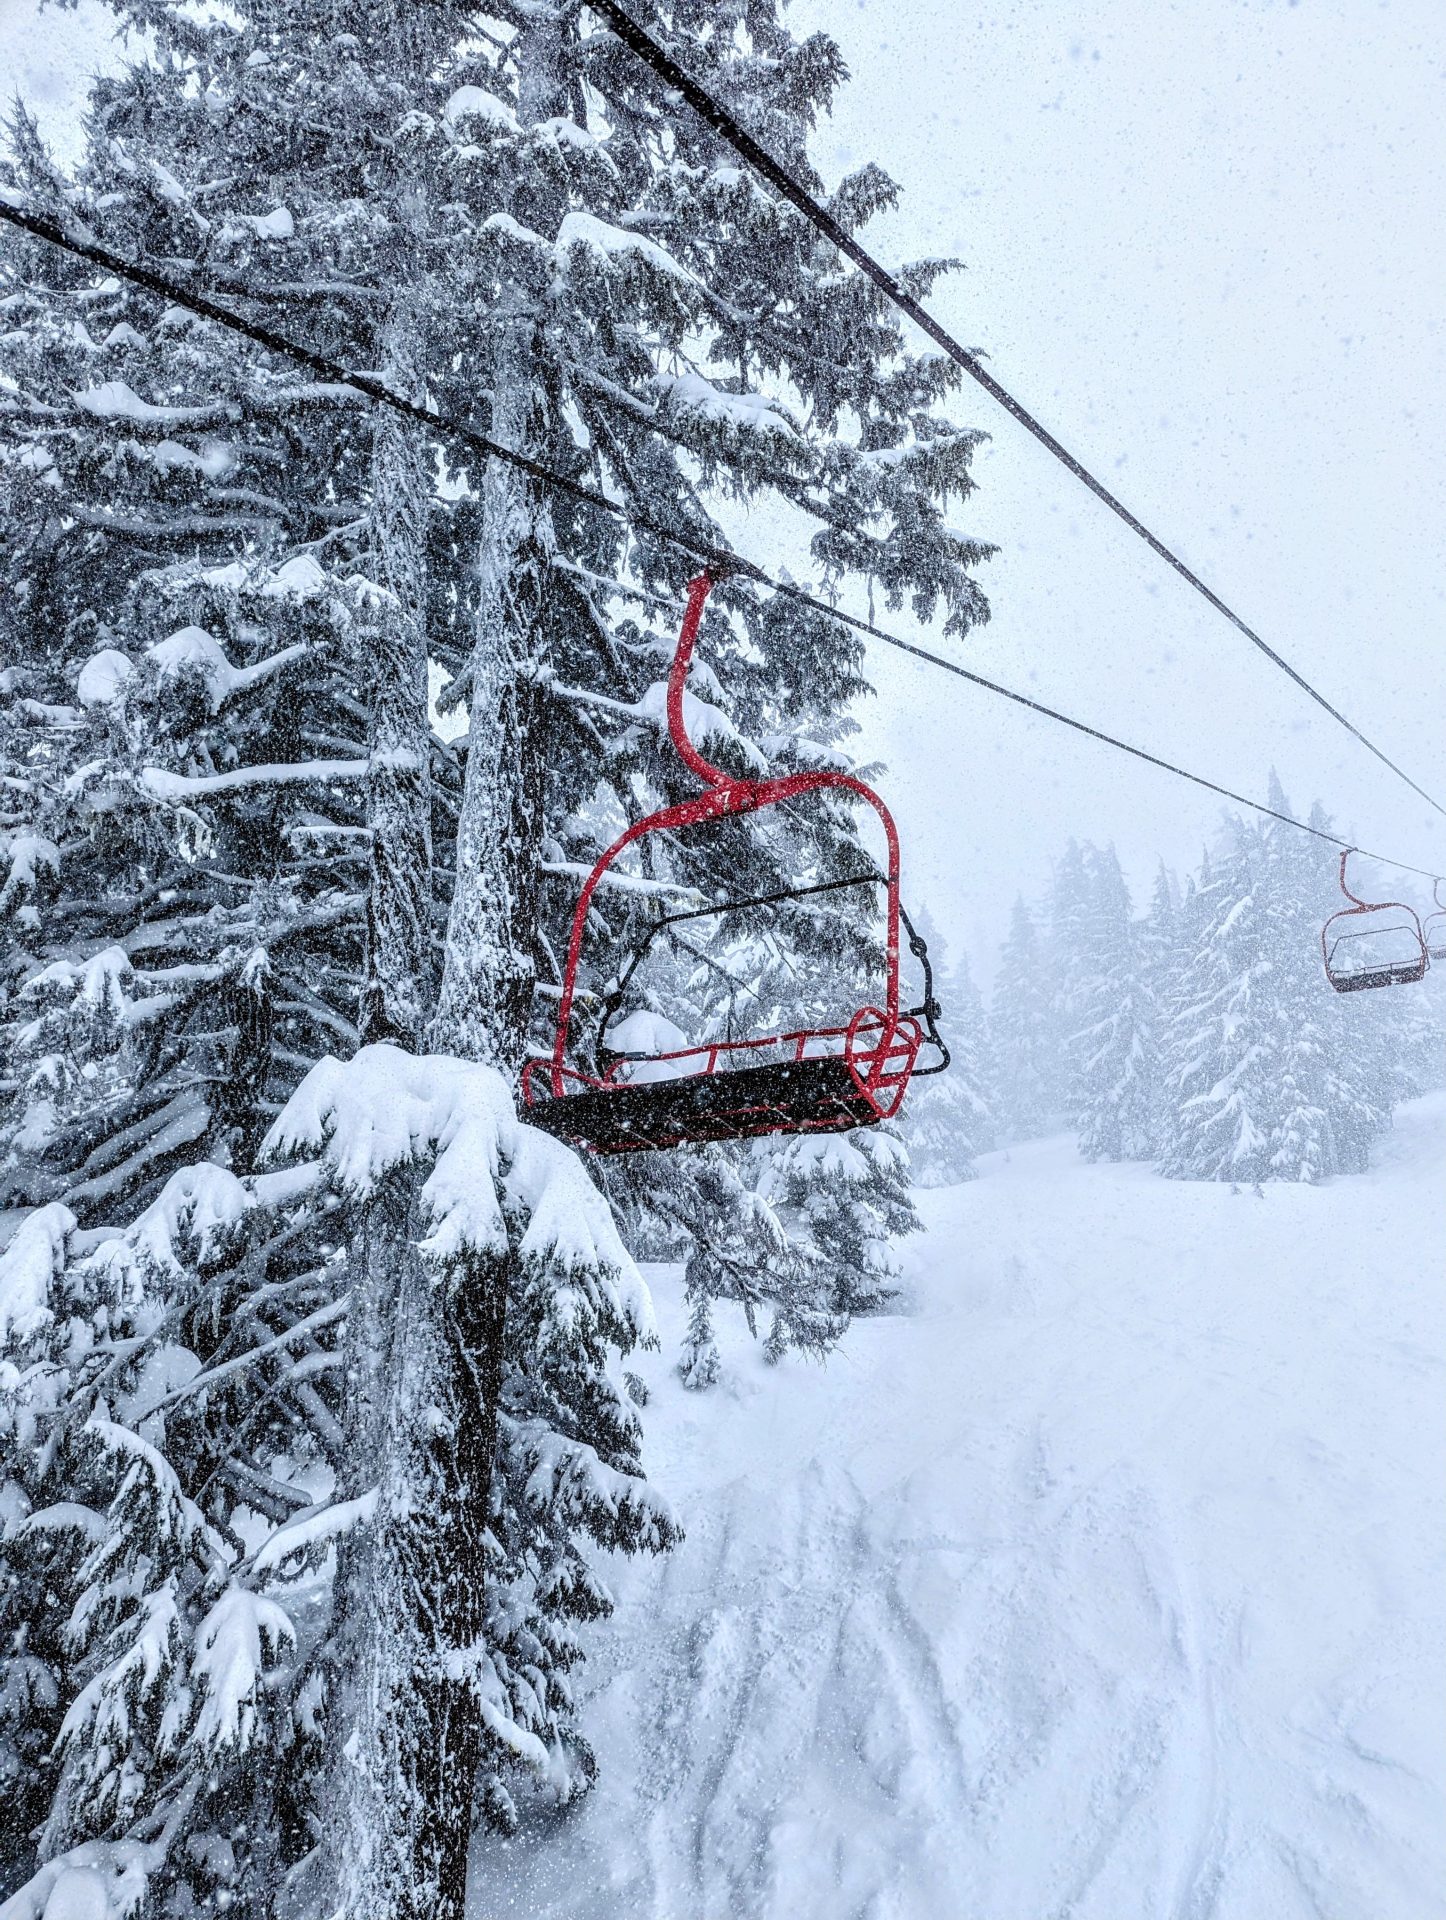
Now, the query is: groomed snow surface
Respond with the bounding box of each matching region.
[480,1096,1446,1920]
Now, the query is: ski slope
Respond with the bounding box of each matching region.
[479,1097,1446,1920]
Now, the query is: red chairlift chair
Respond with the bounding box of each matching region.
[1320,849,1429,993]
[522,569,947,1154]
[1423,881,1446,962]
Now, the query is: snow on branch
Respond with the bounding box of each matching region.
[544,674,767,771]
[215,205,293,243]
[0,827,59,912]
[57,1579,184,1753]
[131,1294,349,1427]
[191,1587,295,1753]
[62,380,367,437]
[443,85,517,134]
[140,756,385,801]
[76,1160,320,1298]
[539,860,707,904]
[555,210,697,285]
[21,944,203,1034]
[262,1046,654,1335]
[653,369,800,441]
[250,1489,377,1576]
[82,1415,206,1552]
[0,1839,164,1920]
[146,628,308,711]
[71,381,232,428]
[0,1201,75,1344]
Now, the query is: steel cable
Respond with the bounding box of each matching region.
[588,0,1446,827]
[1,195,1439,885]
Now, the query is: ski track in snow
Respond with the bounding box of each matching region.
[476,1096,1446,1920]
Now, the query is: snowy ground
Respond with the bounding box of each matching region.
[477,1098,1446,1920]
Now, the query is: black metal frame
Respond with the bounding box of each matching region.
[587,871,949,1078]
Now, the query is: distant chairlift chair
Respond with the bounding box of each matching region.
[1320,849,1429,993]
[523,570,947,1154]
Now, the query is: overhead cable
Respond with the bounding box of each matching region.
[587,0,1446,827]
[0,197,1440,886]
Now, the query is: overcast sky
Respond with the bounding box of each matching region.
[4,0,1443,973]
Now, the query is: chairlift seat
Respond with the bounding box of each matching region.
[529,1052,884,1154]
[525,1010,923,1155]
[1325,953,1429,993]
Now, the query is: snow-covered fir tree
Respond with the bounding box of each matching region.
[0,1049,675,1918]
[0,109,389,1222]
[1158,836,1279,1182]
[990,896,1057,1140]
[1068,845,1157,1163]
[1046,836,1092,1116]
[3,19,475,1910]
[2,2,995,1915]
[1136,860,1181,1153]
[1256,785,1377,1180]
[0,8,665,1912]
[1156,797,1399,1184]
[1137,861,1179,1012]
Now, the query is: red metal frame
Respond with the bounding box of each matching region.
[1321,849,1429,992]
[524,570,921,1135]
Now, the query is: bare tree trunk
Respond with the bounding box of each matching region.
[360,304,432,1049]
[430,5,565,1076]
[406,1243,509,1916]
[429,335,551,1074]
[330,1180,507,1920]
[326,291,455,1920]
[395,320,551,1920]
[401,22,568,1912]
[287,13,574,1919]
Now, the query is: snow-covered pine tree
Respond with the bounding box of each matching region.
[1047,837,1093,1116]
[1260,784,1393,1179]
[0,10,668,1914]
[0,1048,675,1920]
[1,93,368,1915]
[1069,845,1157,1162]
[2,17,458,1913]
[756,1122,916,1326]
[1136,860,1181,1153]
[901,914,996,1184]
[1138,861,1179,997]
[4,0,996,1911]
[1157,799,1401,1184]
[991,896,1057,1140]
[1156,839,1273,1181]
[0,109,386,1225]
